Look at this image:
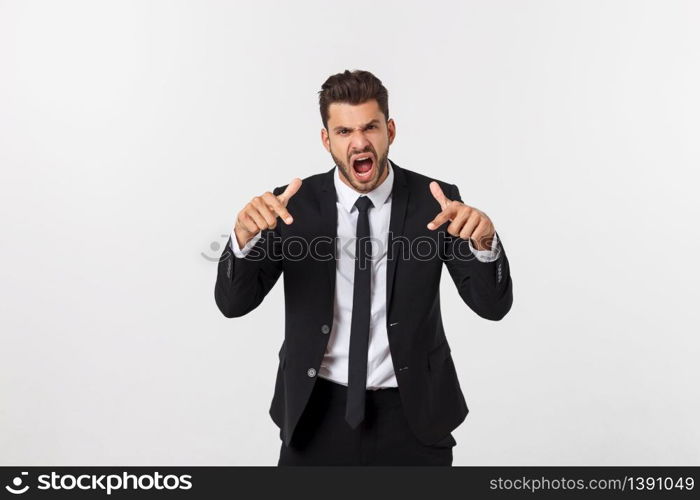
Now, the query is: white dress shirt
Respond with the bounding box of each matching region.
[229,161,500,389]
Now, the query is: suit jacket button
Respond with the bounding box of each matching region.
[321,324,330,334]
[307,368,317,377]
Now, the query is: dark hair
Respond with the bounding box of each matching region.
[318,69,389,130]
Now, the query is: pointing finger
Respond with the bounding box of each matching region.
[429,181,450,210]
[278,178,302,206]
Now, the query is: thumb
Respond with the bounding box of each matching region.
[278,178,302,205]
[429,181,449,210]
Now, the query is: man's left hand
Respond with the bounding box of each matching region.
[426,181,496,251]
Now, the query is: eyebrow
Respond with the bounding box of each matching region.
[332,119,381,133]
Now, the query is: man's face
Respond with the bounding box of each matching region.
[321,99,396,193]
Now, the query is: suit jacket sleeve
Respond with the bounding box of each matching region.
[214,185,285,318]
[442,183,513,321]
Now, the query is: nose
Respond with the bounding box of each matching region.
[349,132,372,155]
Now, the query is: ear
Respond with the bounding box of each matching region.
[387,118,396,145]
[320,128,330,152]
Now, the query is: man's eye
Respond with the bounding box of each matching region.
[366,125,375,130]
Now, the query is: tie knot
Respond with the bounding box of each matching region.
[354,195,374,213]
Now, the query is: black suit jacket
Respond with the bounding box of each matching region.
[214,160,513,446]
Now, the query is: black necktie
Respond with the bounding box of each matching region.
[345,195,374,429]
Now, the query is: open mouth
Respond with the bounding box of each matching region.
[351,154,375,181]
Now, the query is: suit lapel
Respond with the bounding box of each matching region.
[319,167,338,299]
[386,161,409,312]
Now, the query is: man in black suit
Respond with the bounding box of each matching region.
[215,69,513,465]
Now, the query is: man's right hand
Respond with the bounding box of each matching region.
[233,178,303,249]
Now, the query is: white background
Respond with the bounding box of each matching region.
[1,0,698,465]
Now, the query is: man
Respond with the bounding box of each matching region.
[214,69,513,465]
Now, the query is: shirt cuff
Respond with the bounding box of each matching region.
[468,232,501,263]
[229,230,262,258]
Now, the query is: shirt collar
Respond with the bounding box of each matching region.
[333,159,395,213]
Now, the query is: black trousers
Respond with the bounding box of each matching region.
[277,376,456,466]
